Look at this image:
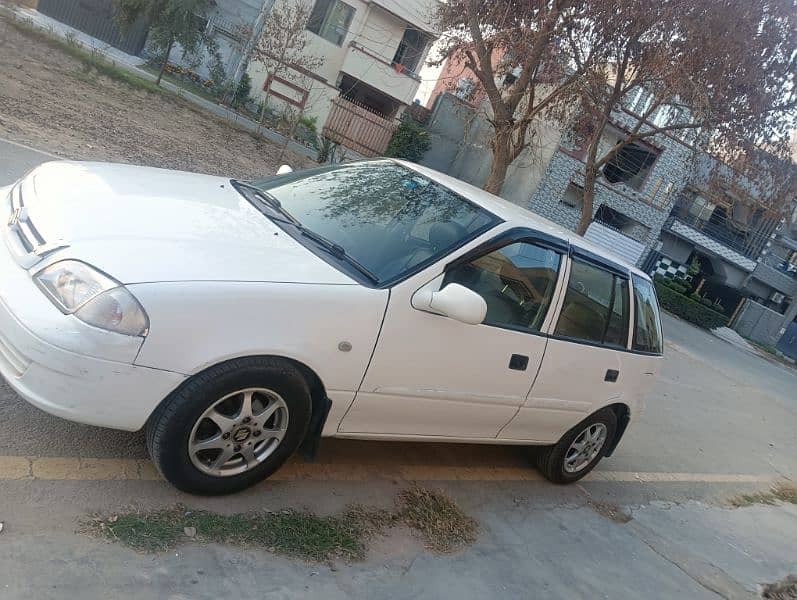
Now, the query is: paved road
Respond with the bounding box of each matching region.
[0,138,57,185]
[1,139,796,599]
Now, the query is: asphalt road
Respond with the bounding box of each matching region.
[1,138,796,599]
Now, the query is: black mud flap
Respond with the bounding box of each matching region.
[300,396,332,462]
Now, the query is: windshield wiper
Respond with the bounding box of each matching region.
[298,227,379,284]
[231,179,299,225]
[231,180,378,285]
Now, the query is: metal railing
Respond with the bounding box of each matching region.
[666,198,776,259]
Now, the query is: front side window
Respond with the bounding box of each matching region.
[250,162,499,286]
[555,259,629,347]
[631,275,663,354]
[307,0,354,46]
[444,242,562,332]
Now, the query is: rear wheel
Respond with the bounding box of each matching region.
[146,357,312,495]
[535,408,617,484]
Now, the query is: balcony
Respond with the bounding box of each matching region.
[339,42,421,106]
[664,215,758,272]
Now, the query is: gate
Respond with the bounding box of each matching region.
[322,96,397,157]
[776,319,797,360]
[38,0,149,56]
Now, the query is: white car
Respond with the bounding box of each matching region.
[0,159,662,494]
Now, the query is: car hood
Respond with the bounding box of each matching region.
[19,161,354,285]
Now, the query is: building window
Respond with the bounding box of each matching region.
[602,141,659,190]
[392,27,429,73]
[454,77,474,101]
[555,259,630,348]
[594,204,649,241]
[307,0,354,46]
[561,182,584,210]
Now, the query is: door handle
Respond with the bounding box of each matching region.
[605,369,619,382]
[509,354,529,371]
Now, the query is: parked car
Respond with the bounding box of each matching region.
[0,159,663,494]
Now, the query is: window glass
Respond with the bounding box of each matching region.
[252,162,499,285]
[631,275,663,353]
[307,0,354,46]
[555,259,630,347]
[444,242,562,332]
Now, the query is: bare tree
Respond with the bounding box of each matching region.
[250,0,324,125]
[433,0,597,195]
[564,0,797,233]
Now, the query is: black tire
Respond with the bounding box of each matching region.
[535,408,617,484]
[146,357,312,495]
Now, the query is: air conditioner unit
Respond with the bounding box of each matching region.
[771,292,785,303]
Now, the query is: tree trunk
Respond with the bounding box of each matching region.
[577,165,597,235]
[577,134,602,235]
[483,127,512,196]
[156,37,174,87]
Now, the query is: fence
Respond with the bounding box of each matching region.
[37,0,149,55]
[322,97,396,157]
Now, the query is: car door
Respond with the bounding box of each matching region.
[500,250,635,442]
[339,229,568,439]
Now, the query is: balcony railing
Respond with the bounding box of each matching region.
[666,198,775,260]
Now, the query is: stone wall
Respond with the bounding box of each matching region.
[527,114,695,266]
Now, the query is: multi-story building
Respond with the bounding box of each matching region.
[247,0,438,156]
[651,153,797,356]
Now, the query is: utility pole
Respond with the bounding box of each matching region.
[230,0,276,88]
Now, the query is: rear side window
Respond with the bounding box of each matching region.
[555,259,629,348]
[631,275,663,354]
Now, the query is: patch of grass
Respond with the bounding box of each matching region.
[86,487,478,559]
[4,13,165,96]
[397,485,479,553]
[762,575,797,600]
[730,483,797,508]
[88,504,394,560]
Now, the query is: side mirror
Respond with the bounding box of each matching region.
[276,164,293,175]
[412,283,487,325]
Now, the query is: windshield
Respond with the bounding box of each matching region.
[250,161,500,286]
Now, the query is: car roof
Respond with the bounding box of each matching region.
[391,159,652,281]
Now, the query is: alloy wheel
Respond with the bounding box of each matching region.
[188,387,289,477]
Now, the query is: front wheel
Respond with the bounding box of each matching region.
[146,357,312,495]
[535,408,617,484]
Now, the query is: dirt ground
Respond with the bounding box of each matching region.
[0,15,311,179]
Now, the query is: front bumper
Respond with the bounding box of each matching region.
[0,188,184,430]
[0,296,184,430]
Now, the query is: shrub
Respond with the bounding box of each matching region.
[232,72,251,108]
[655,282,728,329]
[385,118,431,162]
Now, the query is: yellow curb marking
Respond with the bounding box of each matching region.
[0,455,777,484]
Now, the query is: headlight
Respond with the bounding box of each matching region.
[34,260,149,337]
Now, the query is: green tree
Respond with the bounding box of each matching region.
[116,0,212,86]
